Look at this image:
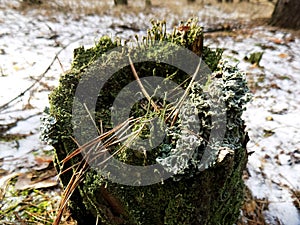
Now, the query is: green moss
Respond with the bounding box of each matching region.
[72,36,120,71]
[244,52,263,66]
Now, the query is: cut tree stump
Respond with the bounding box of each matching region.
[42,18,251,225]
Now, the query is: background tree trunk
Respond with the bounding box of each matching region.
[217,0,233,3]
[114,0,128,5]
[21,0,42,4]
[270,0,300,29]
[145,0,151,6]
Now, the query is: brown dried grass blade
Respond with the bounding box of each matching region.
[53,159,88,225]
[166,57,202,125]
[61,118,132,165]
[53,118,135,225]
[128,55,159,112]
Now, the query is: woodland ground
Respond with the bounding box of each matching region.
[0,0,299,224]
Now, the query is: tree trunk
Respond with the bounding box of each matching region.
[21,0,42,4]
[270,0,300,29]
[114,0,128,5]
[217,0,233,3]
[145,0,151,6]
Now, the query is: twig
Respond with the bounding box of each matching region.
[13,212,27,225]
[56,55,65,73]
[0,33,95,112]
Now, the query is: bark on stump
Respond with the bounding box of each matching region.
[42,19,251,225]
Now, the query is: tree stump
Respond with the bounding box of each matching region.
[42,19,251,225]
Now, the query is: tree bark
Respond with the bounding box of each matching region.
[21,0,42,4]
[270,0,300,29]
[114,0,128,5]
[217,0,233,3]
[145,0,151,6]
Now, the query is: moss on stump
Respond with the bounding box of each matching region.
[41,19,251,225]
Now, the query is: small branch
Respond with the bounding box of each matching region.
[0,32,97,112]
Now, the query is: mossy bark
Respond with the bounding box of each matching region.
[79,144,248,225]
[42,19,251,225]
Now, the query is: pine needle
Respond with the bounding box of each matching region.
[166,57,202,125]
[128,54,160,112]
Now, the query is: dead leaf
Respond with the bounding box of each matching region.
[250,63,259,68]
[32,156,53,170]
[278,53,288,58]
[32,166,57,182]
[265,116,273,121]
[270,83,281,89]
[245,200,256,213]
[270,38,284,45]
[263,129,275,137]
[35,156,53,164]
[15,172,58,190]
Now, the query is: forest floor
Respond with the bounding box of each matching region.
[0,0,300,224]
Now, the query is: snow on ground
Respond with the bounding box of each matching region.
[0,1,299,224]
